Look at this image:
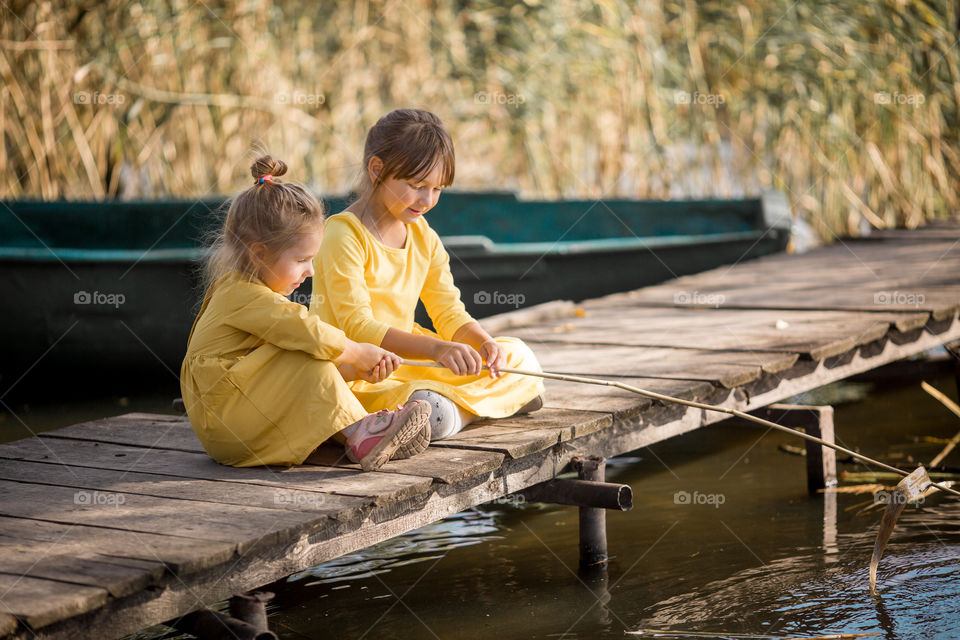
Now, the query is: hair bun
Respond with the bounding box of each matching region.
[250,155,288,181]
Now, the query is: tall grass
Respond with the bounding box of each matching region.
[1,0,957,239]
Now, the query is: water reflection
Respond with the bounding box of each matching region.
[289,509,502,586]
[637,503,960,640]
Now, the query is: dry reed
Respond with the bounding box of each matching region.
[1,0,957,239]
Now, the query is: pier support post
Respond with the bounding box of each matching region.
[169,591,277,640]
[573,456,608,569]
[229,591,274,635]
[754,404,837,494]
[949,341,960,400]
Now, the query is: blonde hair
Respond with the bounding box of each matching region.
[357,109,455,195]
[201,155,324,293]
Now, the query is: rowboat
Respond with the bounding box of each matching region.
[0,191,790,395]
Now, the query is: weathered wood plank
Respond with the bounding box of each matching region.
[304,445,505,485]
[0,549,163,599]
[0,573,108,630]
[0,515,234,575]
[426,408,610,458]
[478,407,614,439]
[510,308,921,360]
[430,425,570,458]
[42,413,204,453]
[0,480,326,552]
[43,416,507,488]
[0,437,433,503]
[0,459,368,516]
[595,274,960,318]
[574,306,929,335]
[533,343,783,388]
[540,376,717,420]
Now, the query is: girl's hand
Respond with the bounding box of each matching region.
[360,356,396,383]
[340,339,401,373]
[433,340,483,376]
[480,339,505,378]
[337,357,396,383]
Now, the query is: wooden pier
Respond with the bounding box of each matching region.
[0,223,958,639]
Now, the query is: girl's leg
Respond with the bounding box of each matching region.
[408,390,477,440]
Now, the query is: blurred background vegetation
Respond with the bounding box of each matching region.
[1,0,957,239]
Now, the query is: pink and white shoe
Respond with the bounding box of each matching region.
[344,399,432,471]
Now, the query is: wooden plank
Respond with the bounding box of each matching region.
[575,306,930,335]
[0,573,108,630]
[41,413,204,453]
[0,437,433,503]
[519,324,857,361]
[533,343,787,388]
[481,407,614,440]
[0,459,368,517]
[430,407,613,456]
[588,284,960,319]
[0,549,163,599]
[513,308,920,360]
[571,234,960,320]
[304,445,505,485]
[538,376,718,421]
[0,480,326,552]
[431,425,570,458]
[44,415,507,487]
[0,515,234,576]
[654,252,960,286]
[427,407,614,458]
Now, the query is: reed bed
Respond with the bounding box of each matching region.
[1,0,957,238]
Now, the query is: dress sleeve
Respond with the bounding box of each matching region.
[222,280,347,360]
[420,225,477,341]
[318,219,393,346]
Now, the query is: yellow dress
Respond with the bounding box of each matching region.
[311,211,544,418]
[180,270,368,467]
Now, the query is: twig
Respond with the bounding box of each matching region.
[921,381,960,467]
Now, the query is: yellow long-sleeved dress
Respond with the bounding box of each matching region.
[180,270,367,467]
[310,211,544,418]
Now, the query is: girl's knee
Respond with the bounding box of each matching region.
[408,390,465,440]
[497,338,541,371]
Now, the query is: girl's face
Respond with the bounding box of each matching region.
[374,161,446,225]
[254,229,323,296]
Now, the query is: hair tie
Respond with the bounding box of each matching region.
[256,174,274,185]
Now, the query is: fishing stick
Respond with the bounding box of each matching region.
[401,359,960,498]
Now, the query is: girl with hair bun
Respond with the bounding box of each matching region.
[180,155,431,470]
[311,110,544,442]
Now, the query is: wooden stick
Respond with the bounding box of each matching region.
[402,360,960,498]
[921,381,960,468]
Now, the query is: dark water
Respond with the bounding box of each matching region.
[4,373,959,639]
